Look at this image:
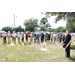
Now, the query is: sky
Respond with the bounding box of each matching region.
[0,12,66,29]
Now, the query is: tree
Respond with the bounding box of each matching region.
[44,12,75,24]
[23,18,39,32]
[60,27,66,32]
[46,28,56,32]
[15,26,25,33]
[55,26,63,32]
[39,27,46,31]
[66,24,75,32]
[39,17,51,30]
[2,26,13,33]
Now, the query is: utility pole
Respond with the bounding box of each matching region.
[13,14,15,31]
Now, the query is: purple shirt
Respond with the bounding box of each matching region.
[2,32,6,37]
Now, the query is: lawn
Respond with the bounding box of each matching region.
[0,37,75,62]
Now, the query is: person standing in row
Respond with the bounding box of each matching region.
[36,33,39,43]
[0,34,2,42]
[26,32,28,42]
[2,31,7,44]
[45,33,48,43]
[17,32,20,44]
[30,33,33,43]
[62,34,65,41]
[53,32,57,44]
[12,31,16,43]
[41,32,44,43]
[59,32,62,43]
[21,32,24,43]
[56,33,60,44]
[51,34,53,44]
[7,31,11,44]
[48,33,51,43]
[34,33,37,43]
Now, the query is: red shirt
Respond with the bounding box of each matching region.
[26,33,28,37]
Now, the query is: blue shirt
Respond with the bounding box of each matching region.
[36,34,39,39]
[34,34,36,37]
[17,34,20,38]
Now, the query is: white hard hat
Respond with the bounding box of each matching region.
[21,32,23,33]
[8,31,10,33]
[13,31,15,33]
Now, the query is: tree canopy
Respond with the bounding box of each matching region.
[44,12,75,24]
[39,17,51,30]
[60,27,66,32]
[66,24,75,32]
[2,26,13,33]
[23,18,39,32]
[2,26,25,33]
[15,26,25,33]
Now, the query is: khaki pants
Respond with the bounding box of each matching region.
[8,37,11,44]
[18,38,20,43]
[54,37,56,43]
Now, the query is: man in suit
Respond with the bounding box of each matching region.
[63,30,71,58]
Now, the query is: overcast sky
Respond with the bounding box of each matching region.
[0,12,66,29]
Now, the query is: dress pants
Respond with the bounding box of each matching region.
[65,45,70,57]
[22,37,24,42]
[26,37,28,42]
[3,37,6,43]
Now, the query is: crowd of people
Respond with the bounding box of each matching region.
[0,30,75,58]
[0,31,66,45]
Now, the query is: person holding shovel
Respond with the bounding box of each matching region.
[63,30,71,58]
[2,31,7,44]
[7,31,11,44]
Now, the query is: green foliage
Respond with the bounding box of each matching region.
[39,27,46,31]
[66,24,75,32]
[23,18,39,32]
[45,12,75,24]
[47,28,56,32]
[40,18,48,25]
[55,26,64,32]
[48,26,65,32]
[60,27,66,32]
[2,26,13,33]
[2,26,25,33]
[39,17,51,30]
[15,26,25,33]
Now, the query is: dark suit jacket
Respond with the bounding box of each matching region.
[63,34,71,47]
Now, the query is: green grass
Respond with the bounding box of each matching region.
[0,37,75,62]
